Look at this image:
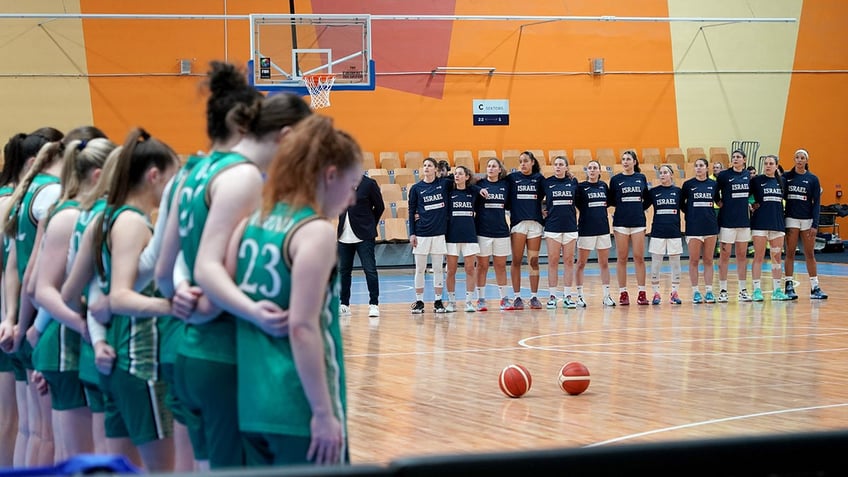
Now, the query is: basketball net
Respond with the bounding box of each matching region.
[303,74,336,109]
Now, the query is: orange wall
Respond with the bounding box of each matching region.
[781,0,848,214]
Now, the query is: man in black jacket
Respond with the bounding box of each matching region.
[338,174,385,317]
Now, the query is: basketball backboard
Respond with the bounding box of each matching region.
[249,14,375,96]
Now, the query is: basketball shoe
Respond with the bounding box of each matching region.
[692,291,703,304]
[529,296,543,309]
[670,291,682,305]
[810,286,828,299]
[784,280,798,300]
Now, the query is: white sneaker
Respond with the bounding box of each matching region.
[368,304,380,317]
[340,304,351,315]
[603,295,616,307]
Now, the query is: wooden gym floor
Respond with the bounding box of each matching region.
[341,262,848,465]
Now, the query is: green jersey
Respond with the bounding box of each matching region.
[74,199,106,385]
[0,185,13,267]
[99,205,161,381]
[176,151,250,365]
[32,200,81,373]
[158,155,202,366]
[236,204,347,437]
[15,174,60,279]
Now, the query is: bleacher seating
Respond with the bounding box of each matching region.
[362,151,377,170]
[641,147,662,165]
[453,150,476,172]
[428,150,449,163]
[404,151,424,170]
[572,148,593,166]
[664,147,686,168]
[391,169,417,188]
[379,151,401,171]
[548,149,568,164]
[380,183,403,202]
[709,146,729,166]
[367,168,391,185]
[686,147,707,164]
[528,149,546,165]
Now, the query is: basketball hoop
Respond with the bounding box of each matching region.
[303,74,336,109]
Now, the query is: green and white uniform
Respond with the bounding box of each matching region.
[74,199,107,412]
[97,205,172,445]
[159,155,203,371]
[32,200,82,373]
[0,184,14,373]
[13,174,60,378]
[236,205,348,466]
[176,151,251,364]
[173,151,250,467]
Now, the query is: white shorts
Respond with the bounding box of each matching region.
[446,242,481,257]
[649,237,683,255]
[510,220,544,239]
[477,236,511,257]
[785,217,813,231]
[613,226,646,235]
[413,235,447,255]
[685,235,717,244]
[719,227,752,244]
[577,234,612,250]
[544,231,578,245]
[751,230,785,240]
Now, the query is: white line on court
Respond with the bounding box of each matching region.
[586,402,848,447]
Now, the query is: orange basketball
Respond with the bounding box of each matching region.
[558,361,590,395]
[499,364,532,398]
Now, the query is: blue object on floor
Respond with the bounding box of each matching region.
[0,454,139,476]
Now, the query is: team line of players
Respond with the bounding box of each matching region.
[405,148,826,313]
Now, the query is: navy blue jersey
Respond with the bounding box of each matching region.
[507,171,544,224]
[714,168,751,228]
[408,178,449,237]
[608,172,650,227]
[750,174,786,232]
[543,175,578,233]
[783,169,822,228]
[575,180,610,237]
[475,178,510,238]
[680,177,719,236]
[446,185,480,243]
[648,185,682,239]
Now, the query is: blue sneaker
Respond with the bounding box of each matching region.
[751,288,764,302]
[670,291,682,305]
[693,291,703,304]
[771,289,790,301]
[810,287,828,300]
[704,290,716,303]
[512,297,525,310]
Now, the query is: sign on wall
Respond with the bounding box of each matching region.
[473,99,509,126]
